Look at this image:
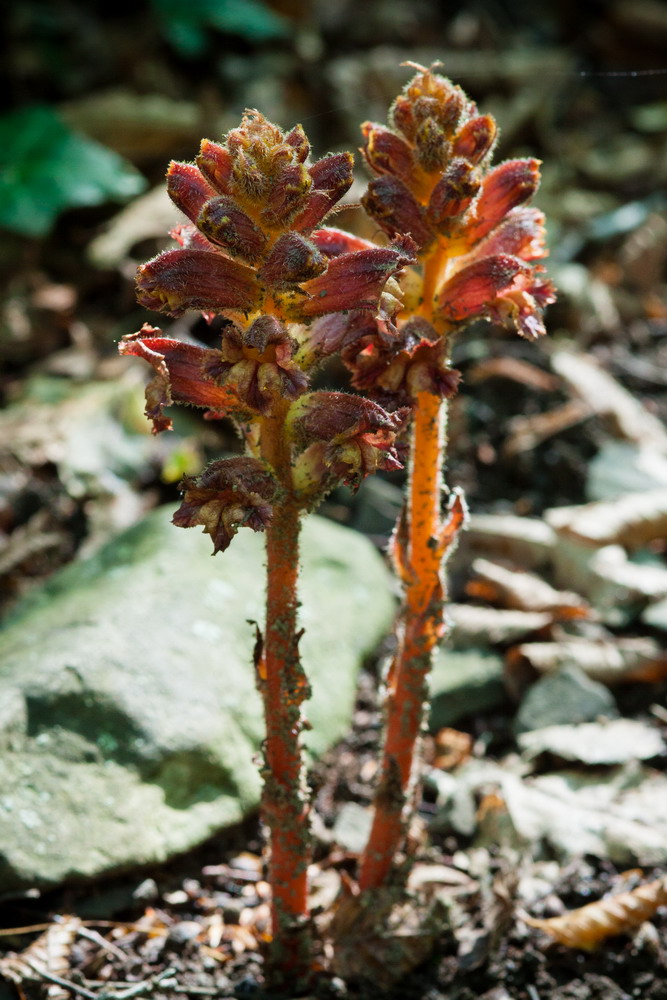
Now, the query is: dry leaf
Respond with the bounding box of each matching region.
[464,513,556,571]
[549,537,667,626]
[551,348,667,452]
[545,490,667,549]
[503,399,592,456]
[0,916,81,999]
[507,636,667,690]
[448,603,553,647]
[467,356,559,392]
[467,558,590,618]
[523,875,667,950]
[433,727,474,770]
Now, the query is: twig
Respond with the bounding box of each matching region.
[98,967,178,1000]
[24,960,98,1000]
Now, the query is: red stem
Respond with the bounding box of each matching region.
[259,409,312,983]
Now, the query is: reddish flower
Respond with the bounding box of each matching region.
[360,121,414,179]
[135,248,259,317]
[436,254,529,323]
[427,159,481,228]
[196,196,268,263]
[205,315,308,415]
[463,159,541,246]
[291,152,355,232]
[119,325,238,432]
[451,114,497,165]
[486,271,557,341]
[288,391,407,493]
[173,456,277,553]
[346,318,461,403]
[294,237,416,319]
[166,162,217,224]
[362,176,434,247]
[258,232,328,287]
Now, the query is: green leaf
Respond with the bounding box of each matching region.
[151,0,288,56]
[0,106,147,237]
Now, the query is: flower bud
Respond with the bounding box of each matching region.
[414,117,449,173]
[427,159,481,227]
[260,162,313,229]
[136,248,259,317]
[291,152,354,232]
[466,159,541,244]
[362,176,434,247]
[295,237,416,318]
[166,162,217,224]
[284,123,310,162]
[197,196,268,263]
[451,114,498,165]
[258,232,328,287]
[310,227,376,258]
[196,139,233,193]
[476,206,548,262]
[361,122,414,179]
[173,457,277,554]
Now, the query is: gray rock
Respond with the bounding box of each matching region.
[514,664,619,735]
[0,507,394,892]
[429,647,506,729]
[331,802,372,855]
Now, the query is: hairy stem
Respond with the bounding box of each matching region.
[358,391,446,890]
[358,246,450,891]
[259,407,312,982]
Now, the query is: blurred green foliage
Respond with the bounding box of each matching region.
[151,0,288,56]
[0,106,146,237]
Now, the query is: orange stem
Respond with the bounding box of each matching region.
[259,408,312,983]
[358,391,445,890]
[358,245,450,891]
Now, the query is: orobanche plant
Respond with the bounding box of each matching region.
[121,63,553,990]
[120,110,413,984]
[346,63,556,893]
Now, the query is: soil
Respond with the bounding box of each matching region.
[2,2,667,998]
[2,668,666,999]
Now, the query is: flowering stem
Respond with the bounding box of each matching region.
[358,391,447,890]
[359,246,451,891]
[259,406,312,982]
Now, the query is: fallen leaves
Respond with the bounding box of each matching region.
[523,874,667,950]
[0,917,81,1000]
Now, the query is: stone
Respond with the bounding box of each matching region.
[331,802,372,855]
[429,647,506,729]
[0,507,395,892]
[514,664,619,735]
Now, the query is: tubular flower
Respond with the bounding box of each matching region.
[135,110,416,326]
[204,315,308,416]
[119,325,239,432]
[345,318,461,406]
[173,457,278,554]
[288,392,407,497]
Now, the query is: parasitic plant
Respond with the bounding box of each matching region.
[336,63,556,891]
[121,64,555,988]
[120,111,414,985]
